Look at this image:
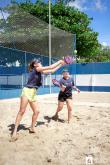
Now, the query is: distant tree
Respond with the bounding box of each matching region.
[11,0,17,4]
[95,47,110,62]
[55,0,75,5]
[19,3,100,61]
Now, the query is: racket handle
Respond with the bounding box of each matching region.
[52,79,61,87]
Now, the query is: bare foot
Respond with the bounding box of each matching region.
[29,128,36,133]
[10,133,19,142]
[67,119,73,124]
[51,114,59,121]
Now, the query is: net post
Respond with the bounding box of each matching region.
[21,74,24,88]
[24,51,27,84]
[73,34,77,85]
[49,0,52,94]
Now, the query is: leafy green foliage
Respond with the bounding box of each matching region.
[18,2,101,62]
[95,47,110,62]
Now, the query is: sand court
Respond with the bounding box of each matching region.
[0,92,110,165]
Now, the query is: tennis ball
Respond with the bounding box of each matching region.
[74,50,77,54]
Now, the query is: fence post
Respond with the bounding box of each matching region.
[73,34,77,85]
[21,74,24,89]
[24,51,27,84]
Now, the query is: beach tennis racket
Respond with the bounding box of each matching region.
[64,56,75,64]
[52,79,80,94]
[52,79,73,87]
[52,79,61,87]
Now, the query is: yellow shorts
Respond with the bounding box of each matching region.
[21,87,37,102]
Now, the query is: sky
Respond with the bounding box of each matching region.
[68,0,110,46]
[0,0,110,46]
